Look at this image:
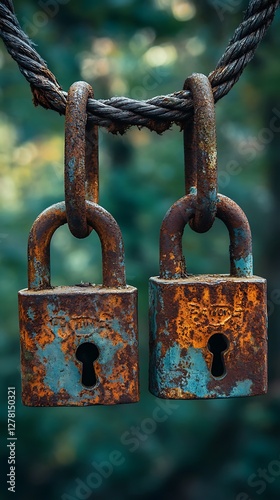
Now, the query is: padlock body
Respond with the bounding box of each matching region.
[19,285,139,406]
[149,275,267,399]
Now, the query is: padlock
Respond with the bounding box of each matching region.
[149,194,267,399]
[19,200,139,406]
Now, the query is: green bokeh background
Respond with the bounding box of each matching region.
[1,1,280,499]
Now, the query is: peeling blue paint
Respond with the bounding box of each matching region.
[47,303,56,316]
[161,269,184,280]
[208,188,218,203]
[38,328,125,399]
[229,379,252,397]
[149,341,163,394]
[38,301,138,398]
[233,227,247,246]
[95,336,122,374]
[31,257,49,289]
[163,342,181,372]
[189,186,197,195]
[67,157,76,183]
[151,342,254,398]
[152,342,182,393]
[108,317,137,347]
[234,254,253,277]
[38,341,82,397]
[181,347,212,398]
[46,305,71,337]
[21,287,139,404]
[26,307,36,339]
[27,307,35,321]
[157,344,213,398]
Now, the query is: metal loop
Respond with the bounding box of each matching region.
[28,201,126,290]
[183,73,218,233]
[65,81,99,239]
[159,194,252,279]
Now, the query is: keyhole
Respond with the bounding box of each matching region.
[207,333,229,378]
[76,342,99,387]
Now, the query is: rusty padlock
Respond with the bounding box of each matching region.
[19,200,139,406]
[149,194,267,399]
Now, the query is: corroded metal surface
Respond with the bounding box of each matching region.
[184,73,217,233]
[149,194,267,399]
[160,194,253,279]
[85,122,99,206]
[149,275,267,399]
[28,201,126,290]
[19,201,139,406]
[65,81,99,239]
[19,285,139,406]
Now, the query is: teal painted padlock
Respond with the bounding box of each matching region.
[149,194,267,399]
[19,201,139,406]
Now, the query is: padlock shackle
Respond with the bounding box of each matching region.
[28,201,126,290]
[159,194,253,279]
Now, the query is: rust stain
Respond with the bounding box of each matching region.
[65,81,99,239]
[19,285,139,406]
[19,199,139,407]
[150,192,267,399]
[184,73,218,233]
[149,279,267,400]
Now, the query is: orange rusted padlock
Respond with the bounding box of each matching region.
[19,201,139,406]
[149,193,267,399]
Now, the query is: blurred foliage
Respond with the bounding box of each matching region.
[1,1,280,499]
